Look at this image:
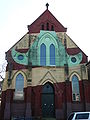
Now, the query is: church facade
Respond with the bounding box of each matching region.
[1,4,90,120]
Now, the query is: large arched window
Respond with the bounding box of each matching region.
[40,43,46,66]
[72,75,80,101]
[50,44,55,65]
[15,73,24,92]
[14,73,24,100]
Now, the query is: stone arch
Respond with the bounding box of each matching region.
[29,31,66,66]
[38,32,58,66]
[69,72,80,101]
[69,72,81,81]
[12,70,27,89]
[38,71,57,85]
[42,79,54,85]
[42,82,55,117]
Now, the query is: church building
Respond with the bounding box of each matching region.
[1,4,90,120]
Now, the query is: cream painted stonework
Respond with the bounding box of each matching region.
[2,69,28,91]
[56,32,65,45]
[2,64,88,91]
[32,67,65,86]
[12,33,39,50]
[69,64,88,81]
[66,34,77,48]
[13,34,29,49]
[57,32,77,49]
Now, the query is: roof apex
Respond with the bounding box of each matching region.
[28,8,67,33]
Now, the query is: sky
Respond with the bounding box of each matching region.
[0,0,90,80]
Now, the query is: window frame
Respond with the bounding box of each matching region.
[71,74,80,101]
[50,44,55,65]
[40,43,46,66]
[46,22,49,30]
[14,73,24,100]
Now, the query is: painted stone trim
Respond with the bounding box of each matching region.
[11,48,28,65]
[67,52,82,67]
[11,48,82,67]
[11,30,83,67]
[2,70,28,91]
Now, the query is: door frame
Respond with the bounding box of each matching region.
[41,82,55,117]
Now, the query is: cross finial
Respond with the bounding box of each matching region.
[46,3,49,10]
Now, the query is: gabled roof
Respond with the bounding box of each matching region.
[28,9,67,33]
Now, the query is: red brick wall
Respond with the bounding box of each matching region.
[1,81,90,119]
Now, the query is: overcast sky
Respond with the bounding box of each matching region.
[0,0,90,79]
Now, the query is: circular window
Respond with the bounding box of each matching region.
[18,54,24,60]
[71,57,77,63]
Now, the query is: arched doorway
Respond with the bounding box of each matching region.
[42,82,55,117]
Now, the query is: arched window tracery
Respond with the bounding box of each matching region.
[15,73,24,92]
[14,73,24,100]
[72,74,80,101]
[50,44,55,65]
[40,43,46,66]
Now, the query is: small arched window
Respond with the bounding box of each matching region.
[15,73,24,92]
[51,25,54,31]
[50,44,55,65]
[41,24,44,30]
[40,43,46,66]
[46,23,49,30]
[72,75,80,101]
